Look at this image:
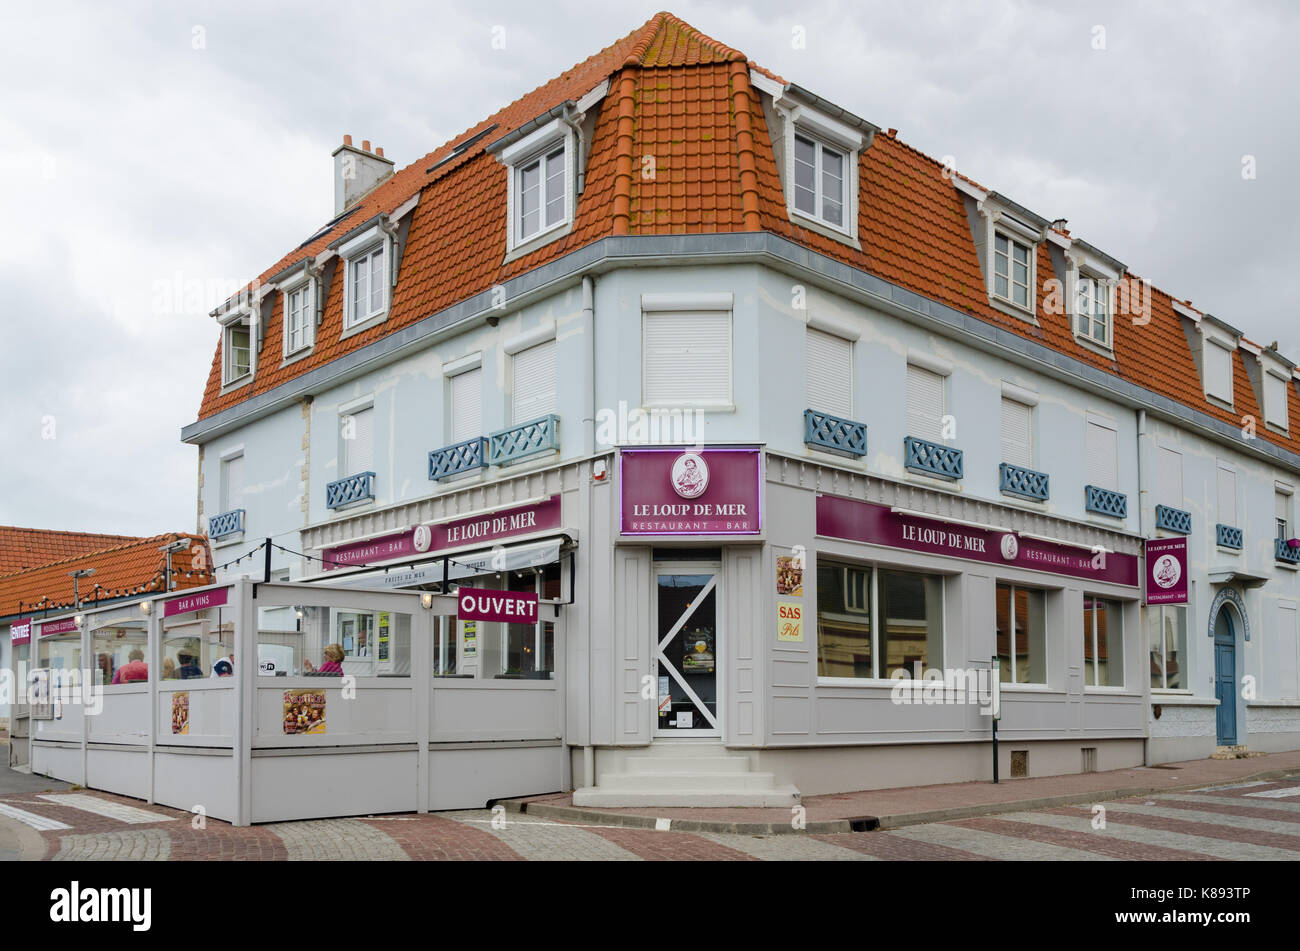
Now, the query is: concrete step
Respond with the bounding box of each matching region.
[595,770,781,792]
[634,741,730,757]
[573,784,801,808]
[624,756,750,774]
[1211,746,1266,760]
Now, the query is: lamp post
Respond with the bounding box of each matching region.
[160,538,191,592]
[68,568,96,609]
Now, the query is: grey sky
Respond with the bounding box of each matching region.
[1,1,1295,535]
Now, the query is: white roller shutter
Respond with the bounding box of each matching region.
[450,368,482,443]
[221,455,243,513]
[1278,604,1299,700]
[643,311,731,406]
[1204,340,1233,403]
[906,364,945,442]
[511,340,557,423]
[1217,465,1237,526]
[806,327,853,418]
[1086,419,1117,489]
[1156,446,1183,505]
[1265,372,1290,429]
[343,406,374,475]
[1000,397,1033,467]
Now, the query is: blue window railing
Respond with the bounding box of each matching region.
[1155,504,1192,534]
[488,415,560,466]
[999,463,1049,501]
[1277,537,1300,565]
[904,436,964,480]
[429,437,488,481]
[208,509,245,540]
[1216,524,1243,550]
[326,471,376,509]
[1085,485,1128,518]
[804,409,868,457]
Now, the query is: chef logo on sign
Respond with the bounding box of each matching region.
[1152,553,1181,589]
[671,452,709,499]
[413,525,432,553]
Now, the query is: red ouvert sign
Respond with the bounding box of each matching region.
[456,587,540,624]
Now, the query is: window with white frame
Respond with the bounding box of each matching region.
[996,583,1046,684]
[340,405,374,476]
[1083,597,1123,687]
[1264,368,1290,431]
[511,339,558,423]
[992,231,1033,311]
[1148,605,1187,690]
[816,559,944,680]
[906,363,946,442]
[1155,446,1183,507]
[1086,417,1118,490]
[449,367,482,444]
[284,281,314,356]
[793,133,846,230]
[806,326,853,418]
[222,318,251,385]
[1217,463,1237,528]
[517,145,567,244]
[1278,489,1292,543]
[1001,396,1034,467]
[345,243,386,330]
[643,310,732,407]
[220,453,243,515]
[1075,273,1112,346]
[1203,338,1234,404]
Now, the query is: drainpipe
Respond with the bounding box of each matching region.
[1137,408,1151,766]
[561,103,587,194]
[582,275,595,454]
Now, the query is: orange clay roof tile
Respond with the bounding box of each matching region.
[0,527,142,576]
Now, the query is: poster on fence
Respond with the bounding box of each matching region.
[282,689,326,734]
[171,692,190,735]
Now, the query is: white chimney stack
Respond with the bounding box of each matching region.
[331,134,395,216]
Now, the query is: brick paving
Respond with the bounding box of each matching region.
[950,815,1216,862]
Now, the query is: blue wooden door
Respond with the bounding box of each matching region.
[1214,610,1237,746]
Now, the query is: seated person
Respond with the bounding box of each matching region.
[176,649,203,679]
[211,654,234,678]
[112,649,149,684]
[313,643,345,676]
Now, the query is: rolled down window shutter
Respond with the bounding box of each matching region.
[1156,447,1182,505]
[643,311,731,405]
[1217,466,1236,526]
[1265,373,1289,428]
[1205,341,1233,402]
[511,340,557,423]
[806,327,852,418]
[906,364,945,442]
[345,407,374,475]
[450,368,482,443]
[222,455,243,513]
[1086,420,1117,489]
[1000,398,1033,467]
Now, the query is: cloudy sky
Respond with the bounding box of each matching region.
[1,1,1295,536]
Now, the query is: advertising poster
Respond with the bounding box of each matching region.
[171,692,190,735]
[681,628,715,673]
[462,620,477,658]
[282,689,326,734]
[777,602,804,642]
[776,555,804,596]
[378,611,391,662]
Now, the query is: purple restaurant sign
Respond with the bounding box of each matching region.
[322,495,563,570]
[1145,537,1189,605]
[620,447,762,535]
[10,617,32,645]
[816,495,1140,587]
[164,587,230,618]
[40,618,80,637]
[457,587,540,624]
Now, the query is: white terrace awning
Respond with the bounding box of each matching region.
[318,537,564,591]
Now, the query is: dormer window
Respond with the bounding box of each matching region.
[337,224,391,335]
[1264,365,1291,433]
[793,133,845,229]
[1075,274,1112,346]
[1064,240,1124,353]
[993,232,1033,311]
[1197,320,1239,408]
[223,321,251,384]
[494,116,576,258]
[283,279,315,357]
[517,145,567,244]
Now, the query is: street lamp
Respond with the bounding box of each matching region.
[160,538,191,592]
[68,568,96,608]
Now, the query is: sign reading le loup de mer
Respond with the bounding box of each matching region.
[1144,537,1188,605]
[457,587,539,624]
[620,447,762,535]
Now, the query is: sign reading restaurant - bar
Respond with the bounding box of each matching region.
[816,495,1140,587]
[620,447,762,535]
[322,495,563,570]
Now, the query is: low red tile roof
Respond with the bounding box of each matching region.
[0,527,142,575]
[192,11,1300,468]
[0,533,214,621]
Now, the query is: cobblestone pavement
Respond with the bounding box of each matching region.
[3,777,1300,860]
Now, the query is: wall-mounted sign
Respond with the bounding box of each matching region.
[321,495,562,570]
[163,587,230,618]
[39,618,79,637]
[776,556,803,596]
[620,447,762,535]
[777,602,804,642]
[816,495,1140,587]
[1145,537,1188,605]
[10,617,31,645]
[457,588,539,625]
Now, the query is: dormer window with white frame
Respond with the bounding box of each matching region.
[1197,320,1238,408]
[1261,352,1292,433]
[497,117,576,257]
[793,133,846,230]
[338,224,390,335]
[1066,241,1123,353]
[954,182,1048,325]
[1074,274,1112,346]
[282,276,316,358]
[993,230,1034,312]
[219,310,253,388]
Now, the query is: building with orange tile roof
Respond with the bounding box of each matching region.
[173,12,1300,802]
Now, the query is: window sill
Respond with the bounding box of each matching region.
[788,209,861,251]
[1083,686,1129,694]
[503,220,573,265]
[1071,333,1116,361]
[341,311,389,341]
[1205,394,1234,413]
[220,375,254,396]
[998,683,1058,693]
[815,676,927,688]
[281,346,315,369]
[1265,421,1290,437]
[902,470,964,495]
[213,534,246,550]
[988,296,1038,326]
[328,498,375,518]
[1246,698,1300,707]
[640,402,736,414]
[1215,545,1241,556]
[1151,692,1215,706]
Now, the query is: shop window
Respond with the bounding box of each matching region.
[162,607,235,680]
[1148,605,1187,691]
[433,616,462,677]
[642,309,732,408]
[256,605,411,678]
[92,620,150,686]
[806,326,853,419]
[474,565,558,679]
[38,632,82,679]
[996,583,1046,685]
[1083,597,1123,687]
[816,559,943,679]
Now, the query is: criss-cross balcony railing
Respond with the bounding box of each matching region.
[429,437,488,481]
[326,471,376,510]
[488,415,560,466]
[1155,504,1193,534]
[804,409,868,458]
[1276,537,1300,566]
[208,509,245,540]
[904,436,963,480]
[1085,485,1128,519]
[1216,524,1243,550]
[999,463,1049,501]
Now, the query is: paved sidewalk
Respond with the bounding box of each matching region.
[511,749,1300,833]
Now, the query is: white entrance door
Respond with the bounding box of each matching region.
[652,564,721,736]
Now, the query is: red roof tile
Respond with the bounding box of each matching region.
[0,527,141,576]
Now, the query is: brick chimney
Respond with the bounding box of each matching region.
[331,135,395,216]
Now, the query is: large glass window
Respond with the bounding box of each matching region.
[793,133,845,228]
[1083,597,1123,687]
[1149,605,1187,691]
[478,565,559,679]
[92,620,150,686]
[38,632,81,675]
[256,605,410,678]
[996,583,1046,684]
[517,145,566,242]
[162,607,235,680]
[816,559,943,679]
